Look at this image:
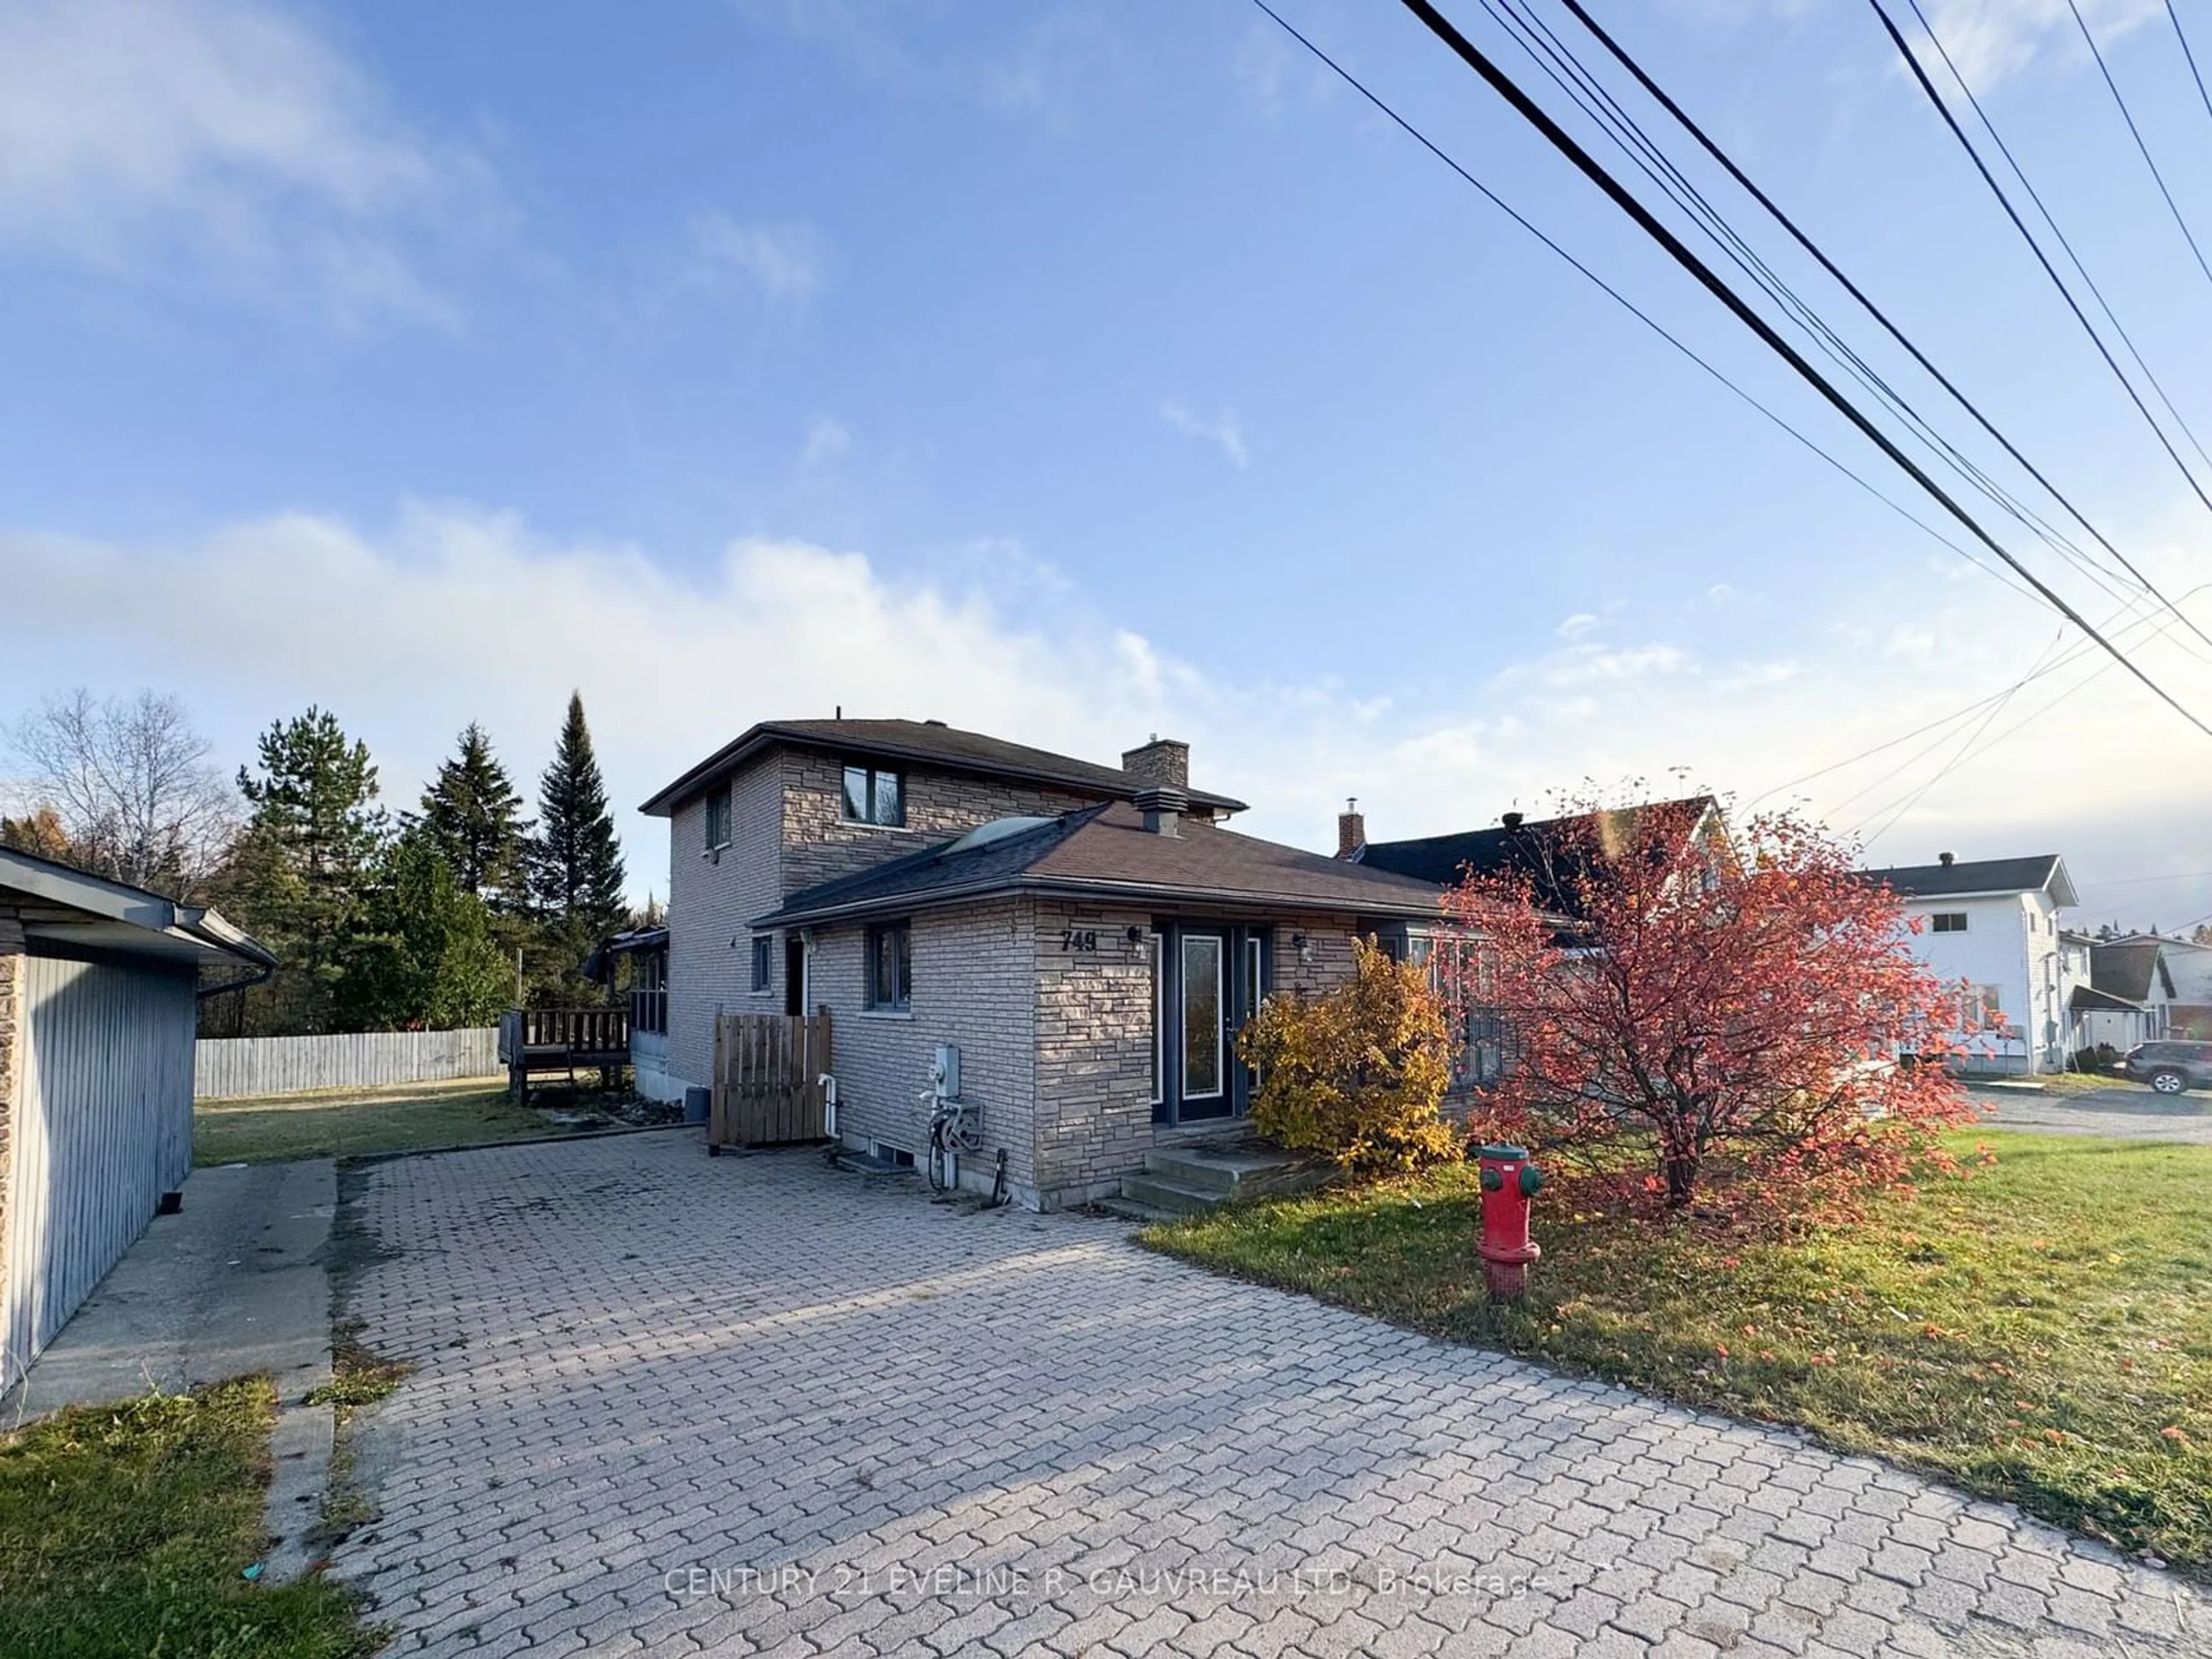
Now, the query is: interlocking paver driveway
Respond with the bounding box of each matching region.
[334,1135,2210,1657]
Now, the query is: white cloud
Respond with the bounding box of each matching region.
[1556,611,1601,640]
[0,0,483,324]
[687,212,827,303]
[801,417,853,466]
[1,503,2206,930]
[1159,402,1249,469]
[1915,0,2162,92]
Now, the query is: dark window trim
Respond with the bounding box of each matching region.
[703,783,732,850]
[1931,912,1969,933]
[840,763,907,829]
[865,918,913,1011]
[749,935,773,994]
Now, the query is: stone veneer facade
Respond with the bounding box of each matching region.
[663,748,1109,1093]
[812,894,1373,1210]
[660,738,1382,1209]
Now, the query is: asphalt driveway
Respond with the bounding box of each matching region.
[332,1135,2209,1657]
[1972,1082,2212,1143]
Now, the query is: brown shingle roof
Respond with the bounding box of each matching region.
[754,801,1444,928]
[640,718,1246,817]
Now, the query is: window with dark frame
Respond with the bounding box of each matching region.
[703,785,732,849]
[750,936,773,993]
[1931,912,1968,933]
[866,920,912,1011]
[841,764,906,828]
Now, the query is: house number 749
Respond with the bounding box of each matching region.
[1060,929,1100,952]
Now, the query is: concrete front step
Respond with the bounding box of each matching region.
[1117,1174,1229,1216]
[1117,1141,1330,1214]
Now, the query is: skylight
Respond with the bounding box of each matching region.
[942,816,1056,857]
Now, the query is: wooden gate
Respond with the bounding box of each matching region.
[710,1013,833,1147]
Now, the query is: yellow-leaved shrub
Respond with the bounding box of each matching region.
[1238,937,1460,1173]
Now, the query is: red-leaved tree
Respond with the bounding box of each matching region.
[1438,796,1989,1215]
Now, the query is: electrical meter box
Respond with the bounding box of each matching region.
[933,1043,961,1100]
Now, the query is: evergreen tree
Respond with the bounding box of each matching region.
[226,707,388,1033]
[338,831,512,1031]
[414,721,528,904]
[527,692,628,976]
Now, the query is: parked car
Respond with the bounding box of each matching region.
[2118,1040,2212,1094]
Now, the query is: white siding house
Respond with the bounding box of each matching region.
[1862,853,2078,1075]
[0,849,274,1395]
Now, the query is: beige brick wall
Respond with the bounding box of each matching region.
[665,755,785,1090]
[810,899,1039,1197]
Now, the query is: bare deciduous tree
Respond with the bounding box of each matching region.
[3,688,239,898]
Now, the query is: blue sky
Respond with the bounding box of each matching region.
[3,0,2210,930]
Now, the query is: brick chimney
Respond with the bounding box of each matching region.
[1122,734,1190,791]
[1336,798,1365,859]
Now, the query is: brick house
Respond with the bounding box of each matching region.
[638,718,1444,1210]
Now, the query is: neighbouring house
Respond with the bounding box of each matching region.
[1859,852,2078,1074]
[0,847,275,1395]
[640,718,1448,1210]
[2075,934,2181,1054]
[1332,796,1729,1086]
[2153,933,2212,1038]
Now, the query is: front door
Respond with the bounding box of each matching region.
[1153,923,1269,1127]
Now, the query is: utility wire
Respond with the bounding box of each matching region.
[1549,0,2212,656]
[1880,0,2212,493]
[1746,581,2212,808]
[1243,0,2046,609]
[2067,0,2212,294]
[1394,0,2212,739]
[2168,0,2212,131]
[1480,0,2166,628]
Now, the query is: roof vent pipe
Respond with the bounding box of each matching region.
[1134,785,1188,837]
[1939,851,1955,866]
[1502,811,1525,830]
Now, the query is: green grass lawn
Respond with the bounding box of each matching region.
[0,1378,377,1659]
[1150,1130,2212,1569]
[194,1079,599,1164]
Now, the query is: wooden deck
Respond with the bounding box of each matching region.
[499,1007,630,1104]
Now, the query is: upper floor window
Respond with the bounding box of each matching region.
[866,920,912,1011]
[1931,912,1968,933]
[842,764,906,828]
[703,785,732,850]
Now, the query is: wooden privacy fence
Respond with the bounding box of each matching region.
[194,1027,501,1100]
[711,1013,833,1149]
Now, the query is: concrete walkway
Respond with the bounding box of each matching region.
[6,1158,335,1420]
[334,1135,2210,1658]
[5,1158,338,1582]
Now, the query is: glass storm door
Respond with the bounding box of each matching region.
[1177,930,1229,1122]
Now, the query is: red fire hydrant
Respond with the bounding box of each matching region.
[1476,1142,1544,1304]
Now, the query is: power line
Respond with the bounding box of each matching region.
[1393,0,2212,739]
[2168,0,2212,132]
[2067,0,2212,294]
[1878,0,2212,499]
[1478,0,2167,628]
[1241,0,2047,610]
[1546,0,2212,658]
[1747,579,2212,809]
